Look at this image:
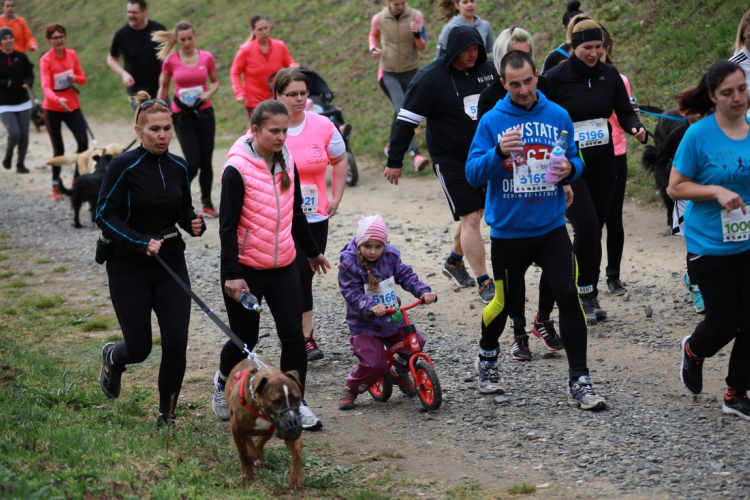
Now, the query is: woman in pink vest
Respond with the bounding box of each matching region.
[272,68,348,361]
[230,15,299,122]
[211,100,330,431]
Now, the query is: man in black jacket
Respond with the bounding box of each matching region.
[384,25,498,304]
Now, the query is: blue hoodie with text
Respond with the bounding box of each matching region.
[466,90,583,239]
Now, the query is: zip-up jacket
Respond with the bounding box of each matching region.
[387,25,497,168]
[729,47,750,87]
[541,42,570,74]
[95,146,205,258]
[544,54,643,170]
[219,134,320,281]
[39,47,86,112]
[0,15,37,53]
[466,90,583,239]
[0,49,33,105]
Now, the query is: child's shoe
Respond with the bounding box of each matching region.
[338,388,357,410]
[391,366,417,396]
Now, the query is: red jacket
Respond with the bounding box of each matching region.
[230,38,296,108]
[39,48,87,112]
[0,16,37,53]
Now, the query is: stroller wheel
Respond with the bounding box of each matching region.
[346,150,358,187]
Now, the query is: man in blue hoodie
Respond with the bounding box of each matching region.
[385,25,498,305]
[466,50,606,410]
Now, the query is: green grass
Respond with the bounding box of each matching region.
[34,258,53,264]
[506,483,537,495]
[52,266,68,273]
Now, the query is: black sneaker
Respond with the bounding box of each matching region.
[580,294,598,326]
[680,336,703,394]
[590,294,607,320]
[99,342,125,399]
[477,278,495,304]
[305,334,324,361]
[607,279,627,296]
[442,260,475,288]
[510,335,532,361]
[155,414,176,429]
[722,390,750,420]
[531,316,564,351]
[16,165,29,174]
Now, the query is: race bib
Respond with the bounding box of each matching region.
[178,85,203,107]
[53,70,73,91]
[513,158,555,193]
[365,276,397,308]
[573,118,609,148]
[721,208,750,242]
[463,94,480,121]
[301,184,319,214]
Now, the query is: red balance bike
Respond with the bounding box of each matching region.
[366,299,442,412]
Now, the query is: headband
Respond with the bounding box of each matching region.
[571,28,603,48]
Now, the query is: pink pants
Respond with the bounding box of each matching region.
[346,329,425,394]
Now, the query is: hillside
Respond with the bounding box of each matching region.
[20,0,746,157]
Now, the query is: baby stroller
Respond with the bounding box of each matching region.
[269,68,358,186]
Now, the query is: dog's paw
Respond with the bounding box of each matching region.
[289,475,304,491]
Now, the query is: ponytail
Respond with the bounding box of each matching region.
[245,14,267,44]
[152,20,195,60]
[359,253,381,292]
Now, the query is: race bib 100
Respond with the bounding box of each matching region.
[721,208,750,242]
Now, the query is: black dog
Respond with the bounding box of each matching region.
[58,154,112,228]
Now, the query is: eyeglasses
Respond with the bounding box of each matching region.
[744,34,750,42]
[279,90,309,98]
[136,98,168,121]
[49,36,66,41]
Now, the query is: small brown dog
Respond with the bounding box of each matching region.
[226,355,304,490]
[46,142,128,176]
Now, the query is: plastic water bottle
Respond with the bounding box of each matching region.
[546,131,568,183]
[239,290,263,313]
[630,95,638,109]
[510,147,528,177]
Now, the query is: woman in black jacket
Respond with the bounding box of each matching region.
[0,27,33,173]
[543,15,646,324]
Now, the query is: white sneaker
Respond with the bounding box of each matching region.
[568,375,607,410]
[474,357,504,394]
[212,370,229,421]
[300,399,322,430]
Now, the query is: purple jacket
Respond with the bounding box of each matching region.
[338,237,431,337]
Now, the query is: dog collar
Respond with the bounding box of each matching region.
[229,369,276,435]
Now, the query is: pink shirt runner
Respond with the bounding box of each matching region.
[609,74,632,157]
[162,50,216,113]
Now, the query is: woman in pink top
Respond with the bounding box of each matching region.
[39,23,88,201]
[273,68,348,361]
[230,15,299,121]
[155,21,220,217]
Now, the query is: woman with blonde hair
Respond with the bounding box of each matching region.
[730,8,750,87]
[154,21,220,218]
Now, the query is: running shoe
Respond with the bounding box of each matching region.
[212,370,230,421]
[580,294,598,326]
[16,165,29,174]
[413,154,429,172]
[391,367,417,396]
[305,334,324,361]
[680,335,703,394]
[442,260,475,288]
[591,294,607,320]
[50,184,64,201]
[338,388,357,410]
[568,375,607,410]
[722,390,750,421]
[202,206,219,218]
[300,399,322,430]
[510,335,532,361]
[682,272,705,314]
[155,414,176,429]
[474,357,504,394]
[531,316,564,351]
[607,279,627,296]
[99,342,125,399]
[477,278,495,304]
[2,156,10,169]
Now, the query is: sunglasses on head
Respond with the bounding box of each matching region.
[136,99,168,121]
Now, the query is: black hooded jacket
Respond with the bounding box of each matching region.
[386,25,497,168]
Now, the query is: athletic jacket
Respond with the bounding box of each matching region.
[96,146,205,258]
[229,38,296,108]
[0,49,33,106]
[466,90,583,239]
[541,43,570,74]
[544,54,643,170]
[729,47,750,87]
[339,238,431,338]
[387,25,497,168]
[434,14,494,60]
[39,48,86,112]
[0,15,37,53]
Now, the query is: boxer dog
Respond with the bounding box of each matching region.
[226,354,304,490]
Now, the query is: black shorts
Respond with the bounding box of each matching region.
[433,162,486,221]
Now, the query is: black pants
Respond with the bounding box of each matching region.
[294,218,328,314]
[220,263,308,395]
[480,226,589,380]
[173,108,215,208]
[605,154,628,281]
[107,252,191,415]
[687,250,750,392]
[43,108,88,181]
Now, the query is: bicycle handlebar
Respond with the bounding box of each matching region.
[363,296,437,319]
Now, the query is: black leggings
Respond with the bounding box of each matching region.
[220,263,307,395]
[43,108,88,181]
[480,226,589,380]
[107,252,191,415]
[687,250,750,392]
[605,154,628,281]
[294,219,329,314]
[173,108,215,208]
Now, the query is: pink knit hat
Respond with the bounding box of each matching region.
[356,215,388,247]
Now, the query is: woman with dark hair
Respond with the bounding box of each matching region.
[273,68,347,361]
[39,23,87,200]
[211,100,330,431]
[96,91,206,428]
[434,0,494,60]
[730,8,750,88]
[155,20,220,218]
[230,15,299,121]
[541,1,583,74]
[669,60,750,420]
[0,27,33,173]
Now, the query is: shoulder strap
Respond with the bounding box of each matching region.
[554,47,570,58]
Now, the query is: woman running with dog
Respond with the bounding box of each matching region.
[39,23,88,201]
[0,27,33,174]
[96,91,206,428]
[272,68,347,362]
[669,60,750,420]
[211,99,330,431]
[155,20,220,218]
[543,15,646,325]
[230,15,299,122]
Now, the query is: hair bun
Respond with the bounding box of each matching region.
[567,1,582,12]
[134,90,152,106]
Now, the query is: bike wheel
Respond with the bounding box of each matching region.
[414,358,442,412]
[346,150,358,187]
[368,374,392,402]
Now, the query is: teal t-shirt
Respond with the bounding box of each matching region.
[674,114,750,256]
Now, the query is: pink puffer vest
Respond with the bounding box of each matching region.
[222,134,296,269]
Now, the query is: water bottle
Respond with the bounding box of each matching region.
[510,147,528,177]
[630,95,638,109]
[239,290,263,313]
[546,130,568,183]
